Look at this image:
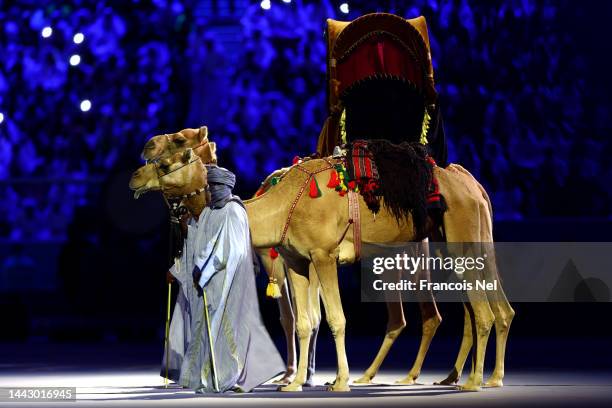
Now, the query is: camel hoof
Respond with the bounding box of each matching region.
[395,376,417,385]
[353,375,373,384]
[272,376,294,385]
[457,382,482,392]
[484,378,503,388]
[278,383,303,392]
[327,382,350,392]
[272,371,296,385]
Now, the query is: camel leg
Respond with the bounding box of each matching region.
[475,177,514,388]
[484,297,514,387]
[439,182,494,391]
[273,276,297,385]
[459,287,494,391]
[479,211,515,388]
[278,263,312,392]
[258,251,297,385]
[396,300,441,384]
[354,301,406,384]
[304,263,321,387]
[396,239,442,384]
[481,248,515,388]
[436,303,473,385]
[310,249,350,392]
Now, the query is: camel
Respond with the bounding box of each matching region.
[129,148,514,392]
[253,164,514,389]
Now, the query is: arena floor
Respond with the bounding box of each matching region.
[1,368,611,407]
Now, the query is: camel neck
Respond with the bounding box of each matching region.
[182,192,207,219]
[244,165,315,248]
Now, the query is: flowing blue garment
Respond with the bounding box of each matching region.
[162,201,284,392]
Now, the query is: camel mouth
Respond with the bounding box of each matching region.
[130,183,159,200]
[140,149,158,161]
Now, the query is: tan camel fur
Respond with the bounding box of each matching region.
[129,150,514,392]
[141,126,217,164]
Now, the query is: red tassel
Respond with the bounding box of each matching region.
[327,171,339,188]
[269,247,279,259]
[347,180,356,191]
[292,155,301,165]
[309,176,322,198]
[255,187,265,196]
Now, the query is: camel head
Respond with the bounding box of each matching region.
[141,126,217,164]
[129,148,208,201]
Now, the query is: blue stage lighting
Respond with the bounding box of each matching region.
[80,100,92,112]
[340,3,349,14]
[41,26,53,38]
[73,32,85,44]
[0,112,4,124]
[260,0,271,10]
[69,54,81,66]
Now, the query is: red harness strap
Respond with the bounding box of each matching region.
[348,190,362,261]
[279,159,335,245]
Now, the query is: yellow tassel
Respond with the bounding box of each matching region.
[340,108,347,144]
[266,278,282,299]
[420,109,431,145]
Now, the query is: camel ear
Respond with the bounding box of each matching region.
[209,142,217,163]
[198,126,208,142]
[183,148,194,163]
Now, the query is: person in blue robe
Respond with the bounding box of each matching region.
[164,165,284,393]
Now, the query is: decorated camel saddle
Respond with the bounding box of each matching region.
[256,138,445,262]
[317,13,447,166]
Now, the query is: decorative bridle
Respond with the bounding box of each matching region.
[278,158,336,245]
[152,155,208,213]
[145,129,211,211]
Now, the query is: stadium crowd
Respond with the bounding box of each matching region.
[0,0,609,242]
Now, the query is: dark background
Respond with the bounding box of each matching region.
[1,0,611,373]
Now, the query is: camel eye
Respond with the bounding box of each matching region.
[174,136,186,145]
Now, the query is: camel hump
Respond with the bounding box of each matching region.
[444,163,474,178]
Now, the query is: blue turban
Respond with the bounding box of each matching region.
[206,165,236,208]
